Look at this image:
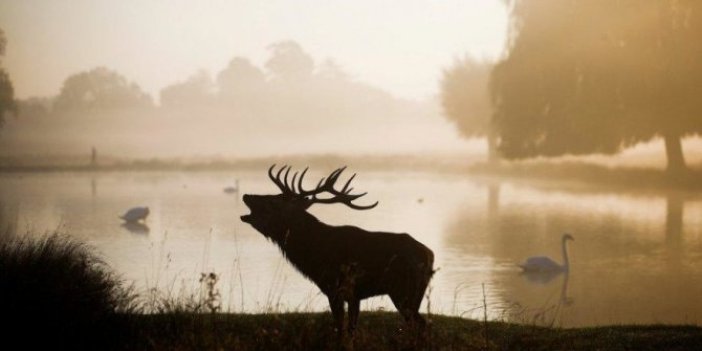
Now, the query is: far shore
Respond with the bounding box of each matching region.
[1,154,700,193]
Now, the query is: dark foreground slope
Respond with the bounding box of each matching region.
[119,312,702,351]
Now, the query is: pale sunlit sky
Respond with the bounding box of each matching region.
[0,0,508,101]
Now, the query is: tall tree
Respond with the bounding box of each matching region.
[265,41,314,82]
[54,67,152,112]
[216,57,266,99]
[492,0,702,173]
[440,58,496,162]
[0,28,17,129]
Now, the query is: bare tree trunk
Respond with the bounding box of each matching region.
[664,132,687,174]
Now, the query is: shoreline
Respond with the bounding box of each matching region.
[120,311,702,350]
[1,156,700,194]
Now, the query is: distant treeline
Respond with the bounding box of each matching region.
[1,40,456,158]
[0,152,477,175]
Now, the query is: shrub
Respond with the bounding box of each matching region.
[0,233,137,350]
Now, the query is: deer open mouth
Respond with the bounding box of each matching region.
[240,195,256,223]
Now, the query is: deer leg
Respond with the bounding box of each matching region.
[390,292,429,350]
[389,294,410,322]
[328,295,345,339]
[407,287,427,329]
[390,293,426,331]
[348,298,360,334]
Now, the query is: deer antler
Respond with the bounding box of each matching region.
[268,164,295,195]
[303,166,379,210]
[267,165,378,210]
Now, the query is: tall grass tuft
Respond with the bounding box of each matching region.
[0,233,138,350]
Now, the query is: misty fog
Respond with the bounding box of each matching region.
[0,41,472,161]
[3,0,702,339]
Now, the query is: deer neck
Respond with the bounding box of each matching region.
[271,211,321,246]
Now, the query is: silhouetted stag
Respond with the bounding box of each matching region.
[241,165,435,336]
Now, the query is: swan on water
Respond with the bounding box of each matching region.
[119,206,150,223]
[519,233,574,273]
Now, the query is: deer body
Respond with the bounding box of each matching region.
[241,166,434,335]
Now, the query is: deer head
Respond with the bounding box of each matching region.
[240,165,378,241]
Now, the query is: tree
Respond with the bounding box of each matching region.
[317,59,350,82]
[0,29,5,59]
[16,97,51,118]
[160,70,215,108]
[491,0,702,173]
[265,41,314,82]
[216,57,265,99]
[0,28,17,128]
[54,67,152,112]
[440,57,496,162]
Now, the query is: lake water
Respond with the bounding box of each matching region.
[1,169,701,327]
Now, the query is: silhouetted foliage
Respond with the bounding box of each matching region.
[441,57,496,161]
[217,57,266,99]
[54,67,153,113]
[0,40,439,158]
[0,234,137,350]
[160,70,215,108]
[492,0,702,173]
[265,40,314,82]
[0,28,17,129]
[16,96,52,118]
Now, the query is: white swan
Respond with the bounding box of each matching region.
[519,233,574,273]
[119,206,150,223]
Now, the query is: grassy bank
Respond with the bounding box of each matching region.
[0,234,138,350]
[3,234,702,350]
[119,311,702,351]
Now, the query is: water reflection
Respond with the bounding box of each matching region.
[1,171,701,327]
[521,269,563,285]
[91,177,97,198]
[665,193,683,247]
[0,200,19,237]
[445,178,702,327]
[559,273,573,306]
[121,221,150,235]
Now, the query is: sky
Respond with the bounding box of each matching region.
[0,0,508,100]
